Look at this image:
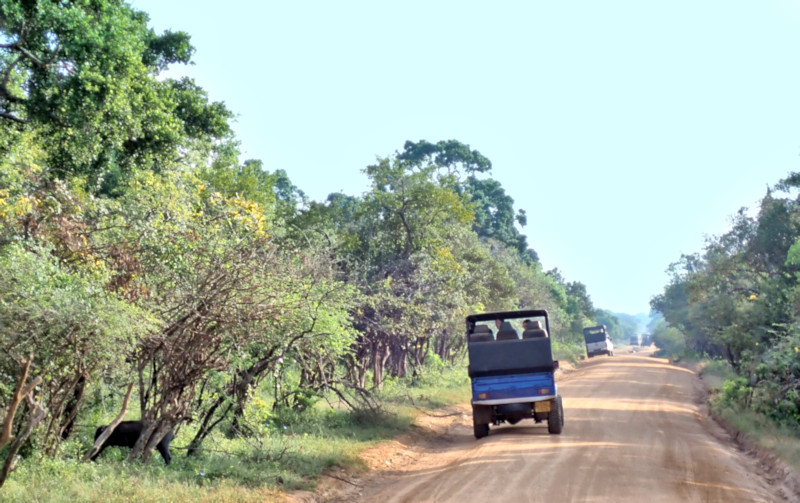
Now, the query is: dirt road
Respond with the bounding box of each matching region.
[336,351,794,502]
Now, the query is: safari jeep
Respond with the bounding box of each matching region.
[467,309,563,439]
[583,325,614,357]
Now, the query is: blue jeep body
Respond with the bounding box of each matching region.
[470,372,556,404]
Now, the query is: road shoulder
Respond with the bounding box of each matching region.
[679,358,800,501]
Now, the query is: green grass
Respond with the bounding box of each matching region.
[552,341,585,364]
[700,357,800,473]
[712,404,800,470]
[2,364,471,501]
[1,458,285,503]
[694,356,738,389]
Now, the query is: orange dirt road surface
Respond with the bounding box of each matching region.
[324,350,797,503]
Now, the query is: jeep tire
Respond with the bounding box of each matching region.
[547,395,564,434]
[474,422,489,439]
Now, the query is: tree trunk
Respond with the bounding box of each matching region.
[187,398,233,456]
[0,355,42,450]
[0,395,45,489]
[128,419,159,463]
[393,342,407,378]
[435,330,448,360]
[230,357,274,432]
[59,375,86,441]
[372,341,391,390]
[82,382,133,462]
[140,421,172,464]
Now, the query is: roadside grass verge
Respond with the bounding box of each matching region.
[697,357,800,473]
[1,459,284,503]
[711,405,800,469]
[2,365,471,502]
[553,340,585,365]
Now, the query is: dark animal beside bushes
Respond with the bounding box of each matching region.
[92,420,174,465]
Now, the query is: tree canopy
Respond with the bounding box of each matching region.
[0,0,231,183]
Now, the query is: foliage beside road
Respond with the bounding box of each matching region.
[651,177,800,431]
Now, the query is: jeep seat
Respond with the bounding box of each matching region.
[470,325,494,342]
[496,321,519,341]
[523,320,548,339]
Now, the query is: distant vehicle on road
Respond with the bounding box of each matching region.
[629,334,642,346]
[583,325,614,357]
[467,309,563,439]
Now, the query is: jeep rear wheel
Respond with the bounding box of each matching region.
[474,422,489,439]
[547,395,563,434]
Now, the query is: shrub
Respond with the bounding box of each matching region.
[714,377,753,410]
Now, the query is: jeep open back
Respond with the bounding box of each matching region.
[583,325,614,357]
[467,309,563,439]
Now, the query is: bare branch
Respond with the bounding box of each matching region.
[323,472,362,487]
[0,355,41,450]
[11,43,48,69]
[0,110,27,124]
[1,55,26,102]
[82,382,134,462]
[0,394,45,488]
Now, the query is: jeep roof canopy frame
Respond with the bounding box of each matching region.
[466,309,551,336]
[583,325,609,343]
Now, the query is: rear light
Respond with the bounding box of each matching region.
[538,388,551,395]
[478,393,489,399]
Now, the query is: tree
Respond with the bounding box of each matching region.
[397,140,536,262]
[397,139,492,174]
[186,250,358,453]
[199,157,277,215]
[595,311,622,340]
[0,0,232,182]
[358,157,474,386]
[464,176,534,260]
[314,152,479,389]
[652,174,800,373]
[596,311,639,342]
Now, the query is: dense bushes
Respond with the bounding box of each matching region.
[653,179,800,432]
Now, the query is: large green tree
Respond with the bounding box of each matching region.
[0,0,231,183]
[464,176,534,261]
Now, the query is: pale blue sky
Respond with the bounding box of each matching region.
[132,0,800,315]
